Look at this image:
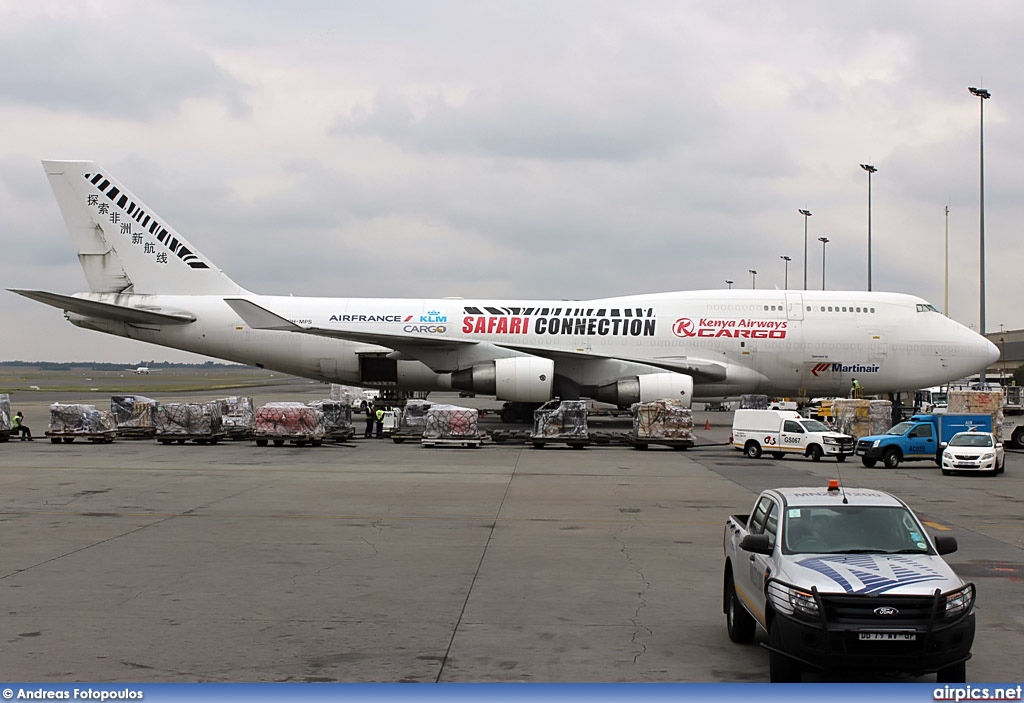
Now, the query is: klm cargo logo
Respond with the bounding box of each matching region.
[420,310,447,323]
[811,362,881,377]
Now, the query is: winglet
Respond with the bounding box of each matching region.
[224,298,303,331]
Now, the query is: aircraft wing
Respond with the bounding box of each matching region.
[224,298,473,349]
[226,298,728,383]
[9,289,196,325]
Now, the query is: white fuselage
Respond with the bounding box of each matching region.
[66,289,997,400]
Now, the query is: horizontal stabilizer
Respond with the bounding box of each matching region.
[223,298,303,331]
[9,289,196,325]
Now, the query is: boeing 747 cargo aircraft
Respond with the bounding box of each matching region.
[11,161,999,411]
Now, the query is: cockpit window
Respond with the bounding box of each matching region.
[916,303,940,313]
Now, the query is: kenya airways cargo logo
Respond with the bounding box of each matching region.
[673,318,696,337]
[672,317,787,339]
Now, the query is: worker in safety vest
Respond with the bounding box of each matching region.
[850,378,863,399]
[375,406,385,438]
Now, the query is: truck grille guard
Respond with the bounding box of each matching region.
[765,577,976,634]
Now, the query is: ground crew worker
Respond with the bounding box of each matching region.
[364,404,375,438]
[13,411,33,440]
[375,406,385,438]
[850,378,862,398]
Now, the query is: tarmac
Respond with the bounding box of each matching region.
[2,387,1023,683]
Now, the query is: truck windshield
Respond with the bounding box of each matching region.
[783,505,932,555]
[886,421,915,436]
[799,419,832,433]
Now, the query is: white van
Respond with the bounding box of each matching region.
[732,409,855,462]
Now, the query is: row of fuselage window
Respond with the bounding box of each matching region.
[761,304,878,314]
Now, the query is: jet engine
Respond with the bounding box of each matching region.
[451,357,554,402]
[594,372,693,407]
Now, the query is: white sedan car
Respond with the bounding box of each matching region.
[941,431,1005,476]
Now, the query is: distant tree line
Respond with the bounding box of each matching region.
[0,360,254,371]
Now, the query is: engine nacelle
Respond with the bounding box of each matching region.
[595,372,693,408]
[450,357,554,402]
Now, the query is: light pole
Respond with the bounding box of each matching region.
[818,236,830,290]
[860,163,877,291]
[969,85,991,381]
[944,205,950,316]
[798,209,812,290]
[725,279,733,289]
[749,269,757,289]
[780,256,791,289]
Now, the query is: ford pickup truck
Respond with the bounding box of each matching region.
[723,482,975,682]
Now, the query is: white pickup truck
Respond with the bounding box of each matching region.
[723,483,976,682]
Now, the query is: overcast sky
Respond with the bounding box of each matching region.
[0,1,1020,363]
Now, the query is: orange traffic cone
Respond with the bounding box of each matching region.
[704,419,711,431]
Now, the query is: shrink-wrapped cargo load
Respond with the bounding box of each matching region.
[0,393,11,435]
[531,400,588,439]
[626,398,695,449]
[111,395,158,436]
[156,402,223,443]
[740,394,769,410]
[400,399,432,430]
[948,389,1004,442]
[216,396,255,438]
[421,405,481,446]
[632,399,695,440]
[254,402,325,446]
[47,403,117,443]
[831,399,872,438]
[388,399,432,443]
[308,399,354,440]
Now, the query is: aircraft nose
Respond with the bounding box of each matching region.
[987,338,1001,366]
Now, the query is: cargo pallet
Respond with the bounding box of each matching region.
[390,429,424,444]
[529,435,590,449]
[253,434,324,447]
[157,433,226,445]
[326,428,356,443]
[46,431,116,444]
[625,435,694,451]
[115,427,157,440]
[420,436,483,448]
[491,430,622,446]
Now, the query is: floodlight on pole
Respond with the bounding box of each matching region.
[725,279,734,289]
[780,256,791,289]
[749,269,757,289]
[969,85,991,381]
[818,236,830,290]
[860,163,877,291]
[798,209,812,290]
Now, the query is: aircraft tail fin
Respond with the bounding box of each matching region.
[42,160,246,295]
